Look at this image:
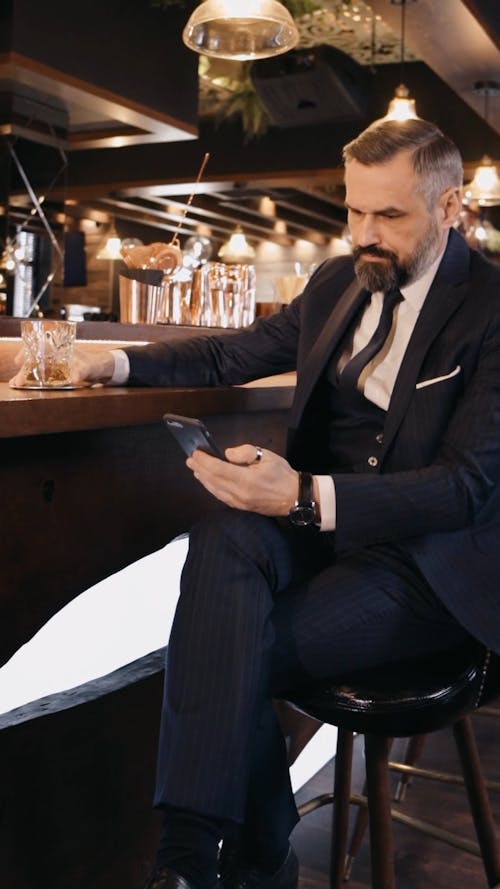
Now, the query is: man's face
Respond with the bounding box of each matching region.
[344,152,448,292]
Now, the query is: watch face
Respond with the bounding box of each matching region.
[289,505,317,526]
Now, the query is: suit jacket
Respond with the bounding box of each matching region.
[126,230,500,653]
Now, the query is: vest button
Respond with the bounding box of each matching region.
[368,456,378,467]
[375,433,383,444]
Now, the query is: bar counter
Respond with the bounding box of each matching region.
[0,323,295,664]
[0,321,296,888]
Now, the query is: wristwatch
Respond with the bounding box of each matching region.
[288,471,318,527]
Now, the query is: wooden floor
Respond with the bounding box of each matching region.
[291,707,500,889]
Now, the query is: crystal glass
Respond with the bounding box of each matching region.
[21,319,76,387]
[207,262,256,328]
[157,273,194,325]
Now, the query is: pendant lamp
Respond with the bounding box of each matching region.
[182,0,299,61]
[384,0,418,122]
[464,81,500,207]
[218,226,255,262]
[385,83,417,122]
[96,223,122,260]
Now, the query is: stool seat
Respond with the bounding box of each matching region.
[286,643,495,737]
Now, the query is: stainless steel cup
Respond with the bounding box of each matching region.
[119,276,165,324]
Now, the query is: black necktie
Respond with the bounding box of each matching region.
[339,288,403,390]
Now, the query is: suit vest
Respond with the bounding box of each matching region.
[324,348,387,474]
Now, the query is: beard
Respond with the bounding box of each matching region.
[353,216,441,292]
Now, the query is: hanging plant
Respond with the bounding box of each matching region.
[214,64,272,141]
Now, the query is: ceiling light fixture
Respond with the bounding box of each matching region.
[464,80,500,208]
[182,0,299,61]
[384,0,418,122]
[259,196,276,216]
[218,226,256,262]
[96,224,123,260]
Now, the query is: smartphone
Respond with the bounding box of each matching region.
[163,413,226,460]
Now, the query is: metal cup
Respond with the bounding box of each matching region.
[119,275,165,324]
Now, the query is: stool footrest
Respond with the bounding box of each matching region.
[298,792,482,857]
[297,792,334,817]
[389,760,500,794]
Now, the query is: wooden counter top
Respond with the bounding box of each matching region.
[0,376,295,438]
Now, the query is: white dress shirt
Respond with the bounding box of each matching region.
[109,249,445,531]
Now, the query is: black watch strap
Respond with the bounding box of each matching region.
[299,471,314,506]
[288,471,318,526]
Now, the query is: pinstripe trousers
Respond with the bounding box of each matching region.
[153,506,468,845]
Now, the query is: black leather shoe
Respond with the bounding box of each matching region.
[220,845,299,889]
[143,865,219,889]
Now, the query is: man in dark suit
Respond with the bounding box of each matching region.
[14,118,500,889]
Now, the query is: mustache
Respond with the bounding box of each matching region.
[352,245,398,263]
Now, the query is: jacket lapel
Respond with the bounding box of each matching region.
[290,274,366,425]
[381,230,471,452]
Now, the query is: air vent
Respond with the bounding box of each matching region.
[250,45,371,128]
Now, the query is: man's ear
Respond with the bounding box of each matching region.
[439,187,462,228]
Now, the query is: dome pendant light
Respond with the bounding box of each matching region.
[465,157,500,207]
[96,223,122,260]
[182,0,299,61]
[386,83,417,122]
[464,81,500,207]
[218,226,255,263]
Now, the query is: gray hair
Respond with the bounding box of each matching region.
[343,118,463,207]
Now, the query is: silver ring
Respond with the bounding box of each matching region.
[254,446,263,463]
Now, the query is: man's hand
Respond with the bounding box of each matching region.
[186,444,299,517]
[9,347,115,388]
[69,348,116,384]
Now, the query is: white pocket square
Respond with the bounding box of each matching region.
[416,365,461,390]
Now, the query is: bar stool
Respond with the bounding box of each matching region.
[285,642,500,889]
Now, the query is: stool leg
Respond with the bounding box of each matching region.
[330,727,354,889]
[453,716,500,888]
[345,737,395,879]
[394,734,427,802]
[365,734,396,889]
[344,807,368,881]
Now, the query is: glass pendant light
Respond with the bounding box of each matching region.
[464,81,500,207]
[385,83,417,122]
[218,226,255,262]
[384,0,418,122]
[182,0,299,61]
[465,157,500,207]
[96,224,122,260]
